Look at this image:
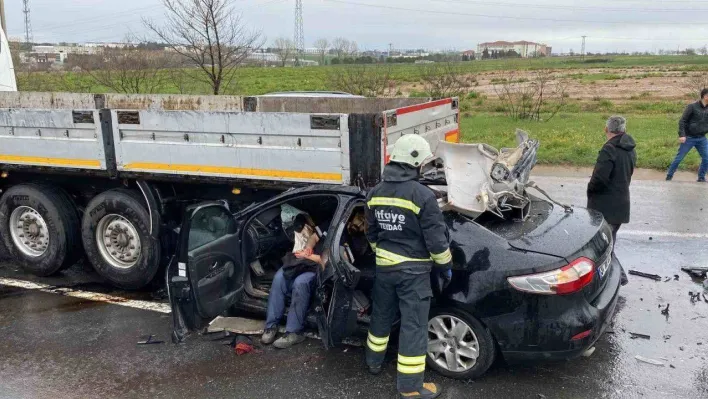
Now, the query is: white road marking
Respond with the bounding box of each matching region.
[620,230,708,239]
[0,277,171,314]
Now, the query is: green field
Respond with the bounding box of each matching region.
[16,55,708,171]
[461,113,697,171]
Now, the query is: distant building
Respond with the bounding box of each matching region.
[476,41,551,58]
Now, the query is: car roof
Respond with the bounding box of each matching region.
[260,91,366,98]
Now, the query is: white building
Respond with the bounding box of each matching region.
[477,41,552,58]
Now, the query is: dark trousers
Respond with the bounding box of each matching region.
[365,271,432,393]
[609,224,628,284]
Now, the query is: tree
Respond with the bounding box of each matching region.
[685,48,697,56]
[332,37,350,59]
[273,37,295,67]
[314,38,329,65]
[347,41,359,56]
[77,46,173,93]
[699,45,708,56]
[144,0,264,95]
[482,48,490,59]
[328,65,396,97]
[494,70,569,121]
[420,62,472,99]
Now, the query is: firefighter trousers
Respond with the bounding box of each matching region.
[365,270,432,393]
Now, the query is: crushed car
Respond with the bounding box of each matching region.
[167,133,622,380]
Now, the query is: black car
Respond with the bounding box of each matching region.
[167,185,621,380]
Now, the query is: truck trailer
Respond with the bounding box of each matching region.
[0,92,460,289]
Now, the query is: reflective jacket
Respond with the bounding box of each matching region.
[365,162,452,273]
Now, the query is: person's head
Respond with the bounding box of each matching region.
[605,115,626,137]
[346,210,366,235]
[389,135,433,170]
[293,214,310,233]
[701,88,708,103]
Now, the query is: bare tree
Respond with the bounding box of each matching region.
[494,70,568,121]
[273,37,295,67]
[314,38,329,65]
[347,41,359,57]
[78,46,173,93]
[144,0,263,95]
[680,73,708,97]
[699,45,708,56]
[420,62,472,99]
[328,65,397,97]
[332,37,349,59]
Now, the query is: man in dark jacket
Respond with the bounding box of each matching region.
[365,134,452,399]
[666,88,708,182]
[587,115,636,286]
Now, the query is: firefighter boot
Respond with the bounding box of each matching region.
[399,383,442,399]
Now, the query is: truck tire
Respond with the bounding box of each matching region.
[426,307,496,380]
[82,189,160,290]
[0,184,81,276]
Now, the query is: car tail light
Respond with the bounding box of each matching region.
[445,129,460,143]
[507,257,595,295]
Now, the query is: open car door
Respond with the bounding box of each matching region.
[318,198,364,349]
[168,203,245,343]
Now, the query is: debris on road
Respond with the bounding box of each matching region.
[635,355,664,367]
[662,335,672,341]
[674,275,680,281]
[681,266,708,279]
[137,335,164,345]
[689,292,703,304]
[670,365,676,369]
[630,332,651,340]
[628,270,662,281]
[661,304,670,316]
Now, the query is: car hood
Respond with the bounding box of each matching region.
[482,199,608,260]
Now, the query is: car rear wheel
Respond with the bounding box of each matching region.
[81,189,160,290]
[426,308,496,380]
[0,184,81,276]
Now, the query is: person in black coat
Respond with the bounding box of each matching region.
[587,115,636,285]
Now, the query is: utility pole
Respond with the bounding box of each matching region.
[0,0,6,36]
[294,0,304,66]
[581,35,586,60]
[23,0,33,50]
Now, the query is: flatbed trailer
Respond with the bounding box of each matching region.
[0,92,459,289]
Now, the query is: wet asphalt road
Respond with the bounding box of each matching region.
[1,175,707,399]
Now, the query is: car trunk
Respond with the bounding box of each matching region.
[479,198,614,302]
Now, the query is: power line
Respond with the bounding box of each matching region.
[427,0,708,12]
[320,0,705,26]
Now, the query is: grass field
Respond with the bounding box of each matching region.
[460,113,698,171]
[15,55,708,171]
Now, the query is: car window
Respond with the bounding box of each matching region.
[188,206,236,251]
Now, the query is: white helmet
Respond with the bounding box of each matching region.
[390,135,433,167]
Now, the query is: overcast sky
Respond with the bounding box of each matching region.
[6,0,708,53]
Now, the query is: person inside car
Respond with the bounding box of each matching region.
[261,214,330,349]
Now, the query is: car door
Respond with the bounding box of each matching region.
[168,203,245,343]
[318,197,366,349]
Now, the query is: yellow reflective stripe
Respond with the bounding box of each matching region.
[397,363,426,374]
[368,241,377,250]
[367,197,421,215]
[430,248,452,264]
[367,333,389,345]
[375,248,431,267]
[367,339,388,352]
[397,354,426,365]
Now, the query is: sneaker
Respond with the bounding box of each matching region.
[399,383,442,399]
[666,175,673,181]
[261,328,277,345]
[698,178,707,183]
[273,332,306,349]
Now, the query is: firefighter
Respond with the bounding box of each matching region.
[364,134,452,399]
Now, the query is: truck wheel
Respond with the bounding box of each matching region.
[426,307,496,380]
[82,189,160,290]
[0,184,81,276]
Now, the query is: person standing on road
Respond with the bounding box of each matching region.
[666,88,708,182]
[364,135,452,399]
[587,116,636,286]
